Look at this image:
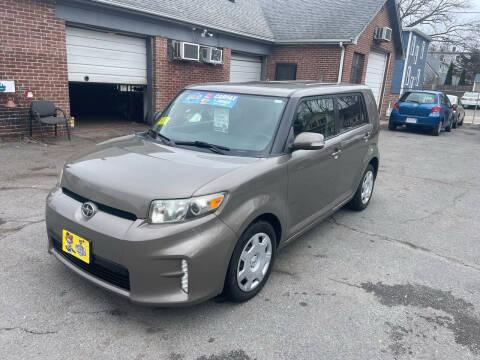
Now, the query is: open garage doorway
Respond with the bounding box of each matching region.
[69,83,145,129]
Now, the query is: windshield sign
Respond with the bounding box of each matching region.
[153,90,287,156]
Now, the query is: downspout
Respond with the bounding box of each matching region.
[337,42,345,83]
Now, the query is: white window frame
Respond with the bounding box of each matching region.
[405,66,411,86]
[416,69,421,86]
[420,42,425,59]
[410,36,416,55]
[414,45,419,64]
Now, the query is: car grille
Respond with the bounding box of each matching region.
[62,187,137,221]
[52,236,130,291]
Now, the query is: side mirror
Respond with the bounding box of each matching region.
[291,132,325,151]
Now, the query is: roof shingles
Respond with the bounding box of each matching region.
[89,0,390,42]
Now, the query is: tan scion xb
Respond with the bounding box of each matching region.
[46,81,380,306]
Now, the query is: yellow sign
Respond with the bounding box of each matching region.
[62,230,90,264]
[157,116,170,125]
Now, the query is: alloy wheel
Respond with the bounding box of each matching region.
[361,170,374,205]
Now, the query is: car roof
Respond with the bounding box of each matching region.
[186,81,371,98]
[404,90,443,95]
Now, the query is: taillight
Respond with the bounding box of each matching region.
[453,105,457,111]
[430,105,441,114]
[394,102,400,111]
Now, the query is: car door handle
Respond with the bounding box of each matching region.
[331,149,342,159]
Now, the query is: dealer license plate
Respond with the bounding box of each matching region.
[406,118,417,124]
[62,229,90,264]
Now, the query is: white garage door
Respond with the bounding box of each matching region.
[365,52,388,106]
[66,27,147,85]
[230,53,262,82]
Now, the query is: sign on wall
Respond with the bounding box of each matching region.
[0,81,15,93]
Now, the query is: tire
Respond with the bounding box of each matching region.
[348,164,376,211]
[224,221,276,302]
[459,115,464,126]
[452,117,457,129]
[445,120,452,132]
[388,121,396,131]
[432,121,441,136]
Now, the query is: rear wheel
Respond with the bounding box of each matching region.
[348,164,375,211]
[432,121,441,136]
[388,121,397,131]
[224,221,276,302]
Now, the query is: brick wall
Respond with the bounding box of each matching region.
[152,37,232,113]
[342,4,398,119]
[0,0,69,137]
[266,45,342,82]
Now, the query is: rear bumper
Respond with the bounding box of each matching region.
[390,112,440,127]
[46,187,237,306]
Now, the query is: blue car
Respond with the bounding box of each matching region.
[389,91,454,136]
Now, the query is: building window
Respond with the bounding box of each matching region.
[420,42,425,59]
[414,45,419,64]
[410,35,416,55]
[416,69,421,86]
[350,53,365,84]
[294,97,336,138]
[405,66,411,86]
[275,63,297,80]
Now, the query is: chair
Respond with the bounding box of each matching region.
[30,100,71,142]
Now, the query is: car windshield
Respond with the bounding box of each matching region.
[464,92,479,98]
[152,90,287,156]
[400,92,437,104]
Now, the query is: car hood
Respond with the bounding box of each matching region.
[61,134,261,219]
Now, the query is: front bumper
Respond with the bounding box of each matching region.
[390,112,440,127]
[46,187,237,306]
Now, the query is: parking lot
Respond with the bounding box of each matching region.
[1,123,480,360]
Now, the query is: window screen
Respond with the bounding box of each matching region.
[337,94,368,132]
[294,97,336,138]
[275,63,297,81]
[350,53,365,84]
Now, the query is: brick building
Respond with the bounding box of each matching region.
[0,0,403,137]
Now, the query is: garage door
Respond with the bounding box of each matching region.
[365,52,388,106]
[66,27,147,85]
[230,53,262,82]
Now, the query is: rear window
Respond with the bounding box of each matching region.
[464,92,479,98]
[400,92,437,104]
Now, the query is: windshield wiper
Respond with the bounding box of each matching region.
[174,140,230,154]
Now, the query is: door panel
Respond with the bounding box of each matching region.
[287,138,342,237]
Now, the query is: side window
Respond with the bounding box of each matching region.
[294,97,336,138]
[275,63,297,80]
[337,94,368,132]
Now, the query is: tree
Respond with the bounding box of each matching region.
[445,62,454,85]
[459,69,466,85]
[398,0,480,47]
[458,48,480,84]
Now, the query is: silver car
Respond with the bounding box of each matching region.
[46,82,380,306]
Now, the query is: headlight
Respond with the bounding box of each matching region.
[149,192,226,224]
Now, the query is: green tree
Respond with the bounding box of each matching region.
[459,48,480,84]
[445,62,454,85]
[459,69,466,85]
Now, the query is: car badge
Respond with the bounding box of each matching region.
[81,202,97,218]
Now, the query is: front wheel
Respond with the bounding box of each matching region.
[224,221,276,302]
[348,164,376,211]
[452,117,457,129]
[445,120,452,132]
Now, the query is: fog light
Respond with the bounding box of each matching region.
[181,259,189,294]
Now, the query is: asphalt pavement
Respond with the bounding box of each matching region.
[1,122,480,360]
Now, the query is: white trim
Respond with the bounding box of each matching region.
[416,69,421,86]
[420,41,425,59]
[414,45,419,64]
[400,32,413,94]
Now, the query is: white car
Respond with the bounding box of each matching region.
[461,92,480,109]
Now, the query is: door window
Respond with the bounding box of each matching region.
[293,97,336,138]
[336,94,368,132]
